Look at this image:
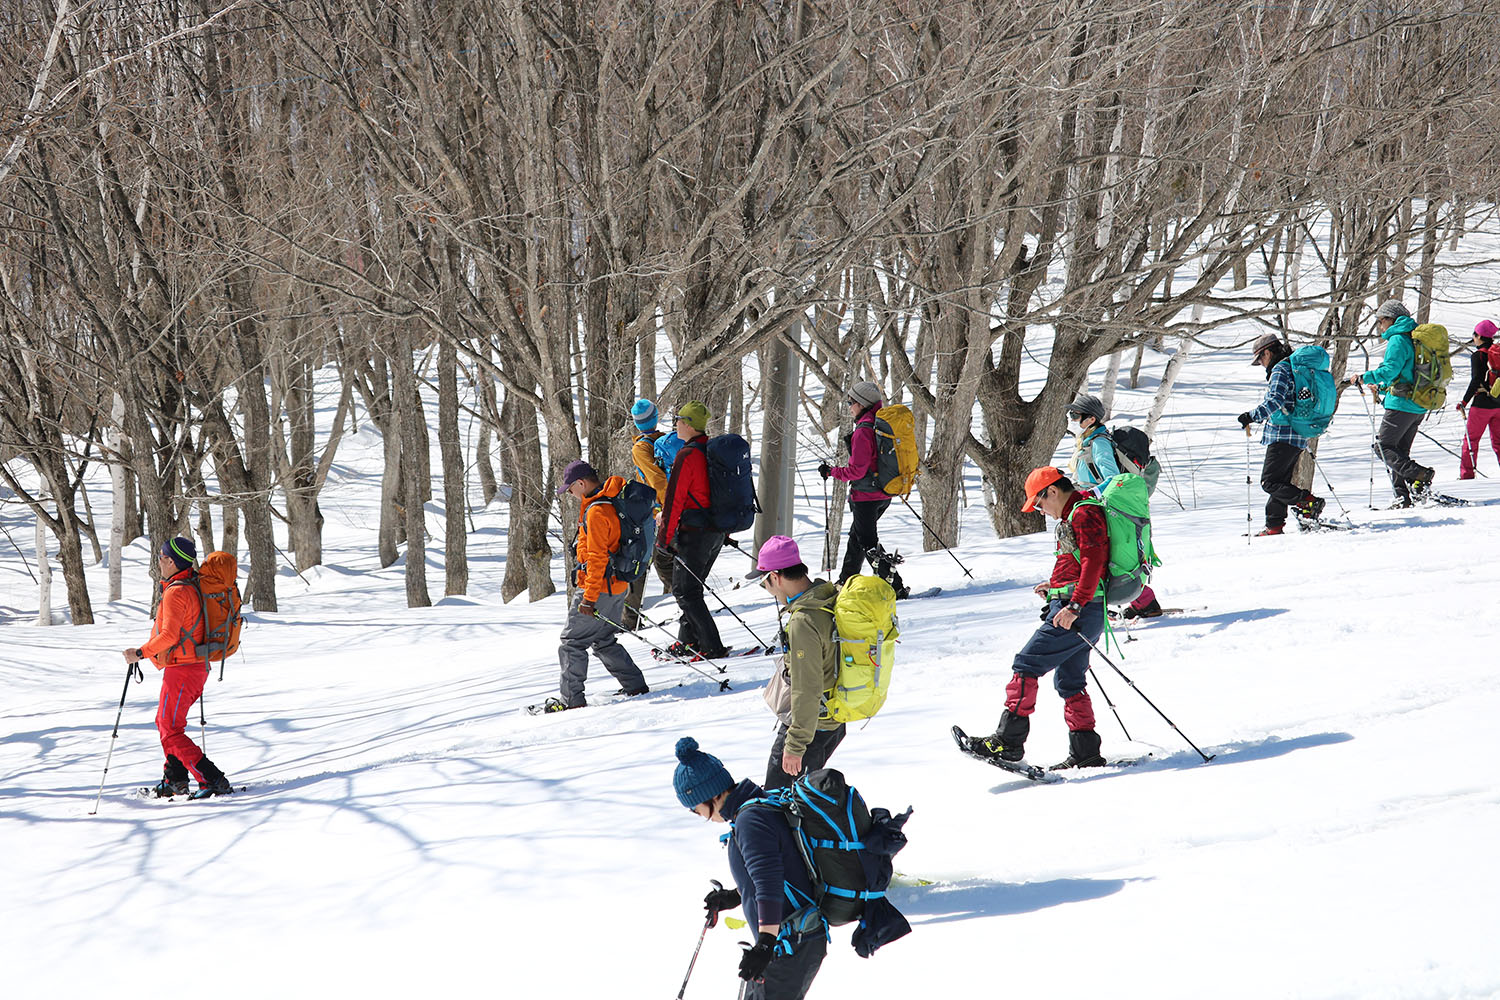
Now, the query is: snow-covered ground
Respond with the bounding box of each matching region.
[3,313,1499,999]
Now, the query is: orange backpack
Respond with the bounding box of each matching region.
[193,551,243,666]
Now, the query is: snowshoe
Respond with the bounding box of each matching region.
[951,725,1060,784]
[150,778,189,799]
[188,777,234,800]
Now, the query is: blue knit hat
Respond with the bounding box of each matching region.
[161,536,196,571]
[631,398,659,431]
[673,736,733,810]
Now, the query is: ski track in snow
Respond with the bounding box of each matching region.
[3,301,1500,997]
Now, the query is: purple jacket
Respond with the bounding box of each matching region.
[831,408,888,502]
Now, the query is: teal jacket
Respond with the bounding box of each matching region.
[1362,316,1425,414]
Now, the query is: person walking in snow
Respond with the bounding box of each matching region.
[1457,320,1500,480]
[623,397,675,629]
[124,536,235,798]
[1065,393,1161,619]
[1237,333,1327,536]
[1347,299,1436,507]
[546,460,650,713]
[755,536,845,790]
[659,401,729,659]
[819,380,907,597]
[956,467,1107,770]
[674,737,827,1000]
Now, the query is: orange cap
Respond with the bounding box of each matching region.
[1021,466,1065,513]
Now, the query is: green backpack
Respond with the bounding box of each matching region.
[1074,473,1161,605]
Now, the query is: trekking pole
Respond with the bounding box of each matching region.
[1076,630,1215,763]
[592,607,733,689]
[676,880,724,1000]
[1357,384,1389,508]
[1244,429,1253,545]
[669,550,773,648]
[90,662,144,815]
[822,470,833,576]
[896,495,975,579]
[1086,666,1133,742]
[1418,425,1484,473]
[1310,455,1351,517]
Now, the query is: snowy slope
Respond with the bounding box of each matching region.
[3,323,1499,999]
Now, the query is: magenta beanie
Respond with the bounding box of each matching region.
[756,535,803,572]
[1475,320,1497,340]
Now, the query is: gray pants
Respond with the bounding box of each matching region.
[557,590,647,707]
[1373,409,1433,501]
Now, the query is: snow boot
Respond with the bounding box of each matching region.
[1122,598,1163,620]
[1294,493,1326,520]
[614,685,650,697]
[1050,729,1105,770]
[540,697,581,713]
[188,757,234,799]
[957,710,1028,762]
[1409,470,1435,500]
[152,755,191,797]
[1255,525,1285,536]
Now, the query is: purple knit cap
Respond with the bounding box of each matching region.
[1475,320,1497,340]
[756,535,803,572]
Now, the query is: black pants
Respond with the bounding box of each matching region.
[839,498,903,589]
[671,528,725,653]
[741,928,827,1000]
[764,722,846,790]
[1374,409,1432,501]
[1260,442,1308,528]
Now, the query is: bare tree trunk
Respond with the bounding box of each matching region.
[755,321,798,549]
[437,335,468,596]
[108,394,126,602]
[391,332,431,608]
[36,512,51,626]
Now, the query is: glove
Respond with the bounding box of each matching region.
[738,931,778,982]
[577,600,597,617]
[1236,412,1252,429]
[817,462,832,480]
[1040,604,1051,620]
[1456,402,1467,413]
[703,886,741,928]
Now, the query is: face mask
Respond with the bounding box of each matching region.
[1068,416,1083,435]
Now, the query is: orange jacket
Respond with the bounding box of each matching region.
[139,568,207,669]
[574,476,632,603]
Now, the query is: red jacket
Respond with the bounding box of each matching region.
[1049,494,1108,605]
[661,434,711,546]
[140,568,207,669]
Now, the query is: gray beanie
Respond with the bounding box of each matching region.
[1374,299,1411,321]
[1066,393,1107,423]
[848,380,883,409]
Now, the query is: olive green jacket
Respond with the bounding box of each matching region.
[780,580,841,756]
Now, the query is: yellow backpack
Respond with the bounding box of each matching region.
[1396,324,1454,410]
[822,575,899,723]
[872,404,920,497]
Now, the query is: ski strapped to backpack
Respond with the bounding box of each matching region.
[164,551,244,680]
[1391,323,1454,410]
[1275,345,1338,438]
[1070,472,1160,605]
[730,768,913,956]
[599,481,658,583]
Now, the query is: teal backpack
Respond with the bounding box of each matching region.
[1277,345,1338,439]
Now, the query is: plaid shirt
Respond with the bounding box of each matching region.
[1249,361,1308,449]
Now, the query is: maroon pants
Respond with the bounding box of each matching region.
[1460,407,1500,478]
[156,663,210,781]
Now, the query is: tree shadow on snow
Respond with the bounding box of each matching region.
[887,875,1143,925]
[1054,730,1355,786]
[1127,607,1288,634]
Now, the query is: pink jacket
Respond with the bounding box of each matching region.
[831,409,889,502]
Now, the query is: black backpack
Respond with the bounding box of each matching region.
[688,434,759,534]
[1110,426,1161,495]
[741,768,912,955]
[600,481,657,583]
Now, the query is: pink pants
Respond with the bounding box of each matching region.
[1460,407,1500,478]
[1128,585,1157,612]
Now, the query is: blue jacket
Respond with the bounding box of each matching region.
[722,779,815,933]
[1362,316,1425,414]
[1069,426,1121,492]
